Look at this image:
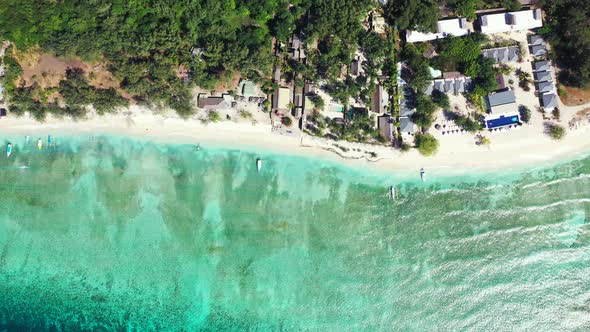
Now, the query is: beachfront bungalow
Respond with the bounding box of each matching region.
[534,70,552,82]
[272,87,291,112]
[423,76,471,95]
[399,117,417,136]
[198,95,229,110]
[481,46,519,63]
[372,85,390,113]
[529,35,545,47]
[455,78,467,93]
[479,9,543,34]
[536,81,555,94]
[541,92,558,112]
[444,80,454,93]
[487,90,516,115]
[433,80,445,93]
[406,18,470,43]
[530,44,547,57]
[377,114,394,142]
[293,97,303,116]
[288,34,306,61]
[533,60,551,72]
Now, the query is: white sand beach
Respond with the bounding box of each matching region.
[0,104,589,176]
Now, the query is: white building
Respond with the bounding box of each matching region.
[480,9,543,34]
[406,18,470,43]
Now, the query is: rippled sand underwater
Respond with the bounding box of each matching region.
[0,136,589,331]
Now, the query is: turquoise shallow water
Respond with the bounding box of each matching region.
[0,135,589,331]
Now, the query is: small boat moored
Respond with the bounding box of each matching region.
[6,143,12,157]
[420,168,426,182]
[256,158,262,173]
[389,186,396,200]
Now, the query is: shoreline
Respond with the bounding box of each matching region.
[1,106,590,176]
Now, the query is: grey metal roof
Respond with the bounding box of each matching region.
[530,35,545,46]
[530,44,547,57]
[533,61,550,72]
[424,77,472,95]
[399,83,416,117]
[497,48,507,62]
[534,70,552,82]
[433,80,444,92]
[487,90,516,107]
[400,116,416,134]
[455,78,465,93]
[400,102,415,117]
[482,46,519,63]
[542,92,558,109]
[537,81,554,93]
[444,80,453,92]
[507,47,518,61]
[198,96,227,109]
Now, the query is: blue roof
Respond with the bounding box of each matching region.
[485,114,520,129]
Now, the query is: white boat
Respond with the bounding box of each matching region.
[256,158,262,173]
[389,186,396,200]
[6,143,12,157]
[37,138,43,150]
[420,168,426,182]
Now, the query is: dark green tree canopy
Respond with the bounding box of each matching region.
[542,0,590,87]
[384,0,440,32]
